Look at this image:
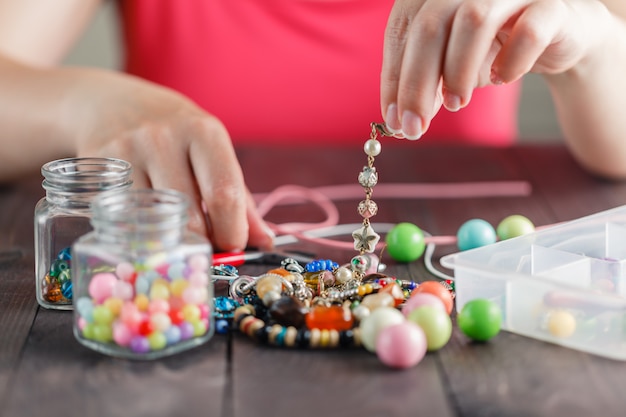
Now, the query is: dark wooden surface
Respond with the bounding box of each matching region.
[3,143,626,417]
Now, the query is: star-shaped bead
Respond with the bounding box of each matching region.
[352,224,380,253]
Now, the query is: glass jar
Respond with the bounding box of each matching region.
[34,157,133,310]
[72,189,214,359]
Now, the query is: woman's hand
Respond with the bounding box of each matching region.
[70,71,274,252]
[381,0,612,140]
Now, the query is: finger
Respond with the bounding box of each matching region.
[381,0,416,134]
[244,189,275,251]
[189,120,249,252]
[491,1,566,83]
[443,0,520,108]
[141,131,212,242]
[385,1,461,139]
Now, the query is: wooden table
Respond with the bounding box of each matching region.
[3,143,626,417]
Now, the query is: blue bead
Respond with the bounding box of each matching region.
[457,219,497,251]
[57,247,72,261]
[61,281,73,300]
[216,319,230,334]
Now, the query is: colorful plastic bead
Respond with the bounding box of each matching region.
[457,218,497,251]
[547,310,577,338]
[457,299,502,341]
[402,293,447,317]
[359,306,405,352]
[496,215,535,240]
[411,281,454,315]
[376,321,427,369]
[385,223,426,263]
[407,305,452,351]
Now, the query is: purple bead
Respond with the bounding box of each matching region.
[129,336,151,353]
[179,322,195,340]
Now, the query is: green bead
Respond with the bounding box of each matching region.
[457,299,502,341]
[49,259,70,278]
[148,332,168,350]
[385,223,426,263]
[92,305,115,325]
[92,324,113,343]
[407,305,452,351]
[57,268,72,285]
[496,215,535,240]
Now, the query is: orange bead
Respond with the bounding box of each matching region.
[305,305,354,331]
[411,281,454,315]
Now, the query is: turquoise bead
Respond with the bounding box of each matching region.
[457,219,497,251]
[385,223,426,262]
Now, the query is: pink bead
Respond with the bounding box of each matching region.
[198,303,209,320]
[188,253,210,272]
[112,280,134,301]
[113,321,133,346]
[148,299,171,314]
[364,253,380,275]
[120,302,142,332]
[182,286,208,305]
[88,272,118,304]
[115,262,136,281]
[77,317,87,331]
[402,293,446,318]
[188,270,209,287]
[376,321,427,369]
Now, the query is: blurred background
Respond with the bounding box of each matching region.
[62,2,562,142]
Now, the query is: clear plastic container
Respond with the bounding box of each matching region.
[441,205,626,360]
[34,158,133,310]
[72,189,214,359]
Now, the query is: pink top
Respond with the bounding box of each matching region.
[119,0,520,146]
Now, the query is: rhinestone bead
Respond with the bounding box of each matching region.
[357,199,378,219]
[358,166,378,188]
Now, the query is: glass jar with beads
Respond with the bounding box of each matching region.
[71,188,214,359]
[34,157,133,310]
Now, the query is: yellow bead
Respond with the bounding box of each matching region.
[134,294,150,311]
[103,297,123,316]
[319,329,330,348]
[364,283,373,294]
[170,279,188,297]
[547,310,576,338]
[357,286,367,297]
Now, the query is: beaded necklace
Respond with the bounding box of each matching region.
[218,123,459,367]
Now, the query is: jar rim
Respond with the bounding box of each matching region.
[91,188,190,230]
[42,157,133,194]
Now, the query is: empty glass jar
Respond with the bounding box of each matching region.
[72,188,214,359]
[34,157,133,310]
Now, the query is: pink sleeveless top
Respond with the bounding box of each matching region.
[119,0,520,146]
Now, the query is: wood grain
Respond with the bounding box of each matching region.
[3,145,626,417]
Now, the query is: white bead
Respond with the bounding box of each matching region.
[359,307,405,352]
[364,139,381,157]
[334,266,353,284]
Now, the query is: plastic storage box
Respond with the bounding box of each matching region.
[441,205,626,360]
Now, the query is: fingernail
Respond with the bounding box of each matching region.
[490,68,503,85]
[443,92,461,112]
[261,223,275,251]
[401,110,422,140]
[385,103,402,134]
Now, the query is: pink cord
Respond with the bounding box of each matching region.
[253,181,532,250]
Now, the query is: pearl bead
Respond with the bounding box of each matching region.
[364,139,381,157]
[334,266,353,284]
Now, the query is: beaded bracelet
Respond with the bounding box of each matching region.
[210,123,461,370]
